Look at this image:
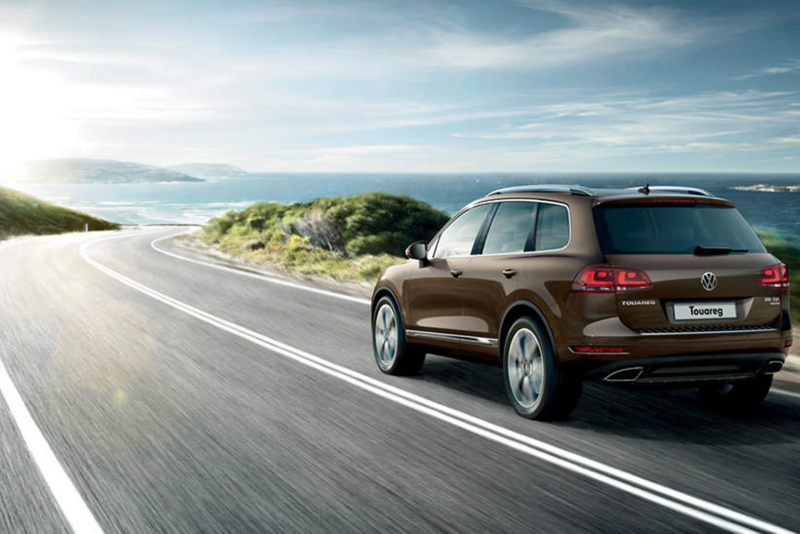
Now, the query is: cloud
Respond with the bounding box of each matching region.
[416,2,725,71]
[448,90,800,159]
[735,58,800,79]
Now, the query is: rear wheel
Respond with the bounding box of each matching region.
[699,374,773,407]
[372,295,425,376]
[502,317,581,420]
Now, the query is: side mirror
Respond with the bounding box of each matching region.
[405,241,427,263]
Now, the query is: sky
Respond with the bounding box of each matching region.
[0,0,799,176]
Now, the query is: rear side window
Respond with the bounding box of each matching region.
[534,203,570,251]
[433,204,492,258]
[483,202,537,255]
[594,205,767,255]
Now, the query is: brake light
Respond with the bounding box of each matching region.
[571,266,652,293]
[786,339,794,348]
[760,264,789,290]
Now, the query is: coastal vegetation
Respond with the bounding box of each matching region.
[0,186,118,239]
[758,230,800,325]
[202,192,449,282]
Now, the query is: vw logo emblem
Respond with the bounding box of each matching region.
[701,272,717,291]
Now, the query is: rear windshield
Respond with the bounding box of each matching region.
[594,204,766,255]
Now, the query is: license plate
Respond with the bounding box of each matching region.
[674,302,737,321]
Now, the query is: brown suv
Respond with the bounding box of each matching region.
[371,185,792,420]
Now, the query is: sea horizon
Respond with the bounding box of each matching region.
[11,172,800,242]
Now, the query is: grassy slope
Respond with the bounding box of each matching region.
[202,192,449,282]
[0,185,118,239]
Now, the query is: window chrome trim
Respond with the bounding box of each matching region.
[429,199,572,260]
[406,329,498,347]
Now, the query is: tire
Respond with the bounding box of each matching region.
[699,374,772,407]
[502,317,581,421]
[372,295,425,376]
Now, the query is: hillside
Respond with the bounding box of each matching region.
[166,163,247,178]
[0,186,118,238]
[203,192,449,281]
[20,159,204,184]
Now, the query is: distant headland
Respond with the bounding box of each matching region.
[20,158,205,184]
[730,184,800,193]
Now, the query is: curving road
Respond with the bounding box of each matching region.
[1,227,799,533]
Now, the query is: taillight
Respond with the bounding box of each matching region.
[614,268,652,292]
[760,264,789,290]
[571,265,652,293]
[571,265,615,292]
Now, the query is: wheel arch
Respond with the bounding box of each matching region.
[372,285,403,322]
[499,300,557,360]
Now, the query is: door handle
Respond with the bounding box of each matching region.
[502,269,518,278]
[450,269,463,278]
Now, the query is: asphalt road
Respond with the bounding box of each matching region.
[1,227,799,533]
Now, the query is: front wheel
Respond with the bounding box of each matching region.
[502,317,581,421]
[372,295,425,376]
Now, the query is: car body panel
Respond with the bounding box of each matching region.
[372,186,793,385]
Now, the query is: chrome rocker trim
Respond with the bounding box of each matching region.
[406,329,499,347]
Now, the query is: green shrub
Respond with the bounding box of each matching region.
[201,192,445,284]
[758,230,799,325]
[205,191,448,258]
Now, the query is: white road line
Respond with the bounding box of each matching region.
[81,231,796,534]
[0,238,105,534]
[150,231,371,306]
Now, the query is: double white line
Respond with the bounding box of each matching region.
[82,232,795,534]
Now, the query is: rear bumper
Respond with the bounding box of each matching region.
[580,352,786,385]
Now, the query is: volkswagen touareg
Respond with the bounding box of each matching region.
[371,185,792,420]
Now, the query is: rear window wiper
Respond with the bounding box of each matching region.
[694,245,749,255]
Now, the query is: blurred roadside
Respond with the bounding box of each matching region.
[774,328,800,393]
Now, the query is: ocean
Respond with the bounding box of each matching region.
[13,173,800,241]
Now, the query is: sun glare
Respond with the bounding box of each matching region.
[0,33,75,184]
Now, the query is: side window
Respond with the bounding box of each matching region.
[534,203,570,251]
[433,204,492,259]
[482,202,536,255]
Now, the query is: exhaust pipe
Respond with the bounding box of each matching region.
[604,367,644,383]
[764,360,784,375]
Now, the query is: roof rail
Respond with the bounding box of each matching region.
[626,186,714,197]
[488,184,594,197]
